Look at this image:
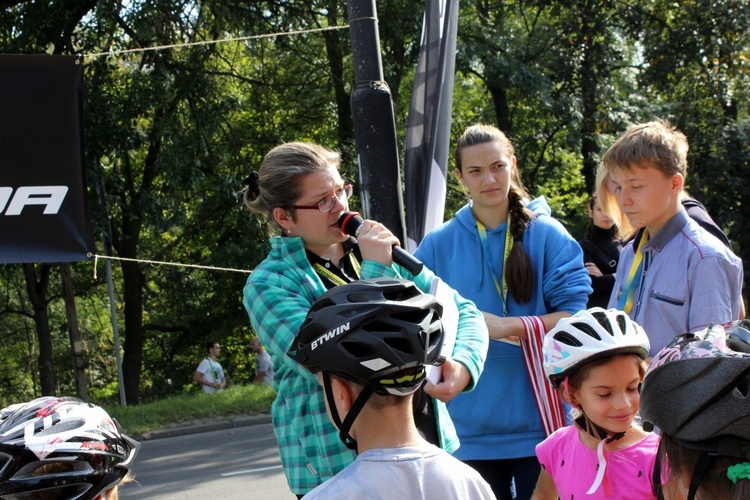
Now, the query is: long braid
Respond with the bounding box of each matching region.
[505,188,535,303]
[455,123,536,302]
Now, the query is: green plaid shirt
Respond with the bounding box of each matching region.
[243,236,488,495]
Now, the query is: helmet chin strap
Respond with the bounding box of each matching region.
[322,372,374,452]
[574,412,629,495]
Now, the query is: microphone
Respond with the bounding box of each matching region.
[338,211,424,275]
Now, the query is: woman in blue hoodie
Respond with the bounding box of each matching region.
[415,124,591,500]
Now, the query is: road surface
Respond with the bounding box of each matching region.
[119,423,296,499]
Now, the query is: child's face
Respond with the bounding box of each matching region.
[607,163,683,234]
[572,356,642,435]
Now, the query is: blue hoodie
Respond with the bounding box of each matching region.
[415,197,591,459]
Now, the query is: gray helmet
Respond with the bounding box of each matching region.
[640,322,750,455]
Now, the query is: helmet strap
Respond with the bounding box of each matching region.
[322,372,374,452]
[687,451,714,500]
[574,412,627,443]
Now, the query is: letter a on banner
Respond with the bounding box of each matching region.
[0,55,94,263]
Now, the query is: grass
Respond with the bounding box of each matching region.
[102,384,275,436]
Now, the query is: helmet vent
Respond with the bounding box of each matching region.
[36,418,84,436]
[340,340,376,358]
[382,336,414,355]
[309,297,335,312]
[571,322,601,340]
[615,314,627,335]
[736,375,749,398]
[553,331,583,347]
[591,310,615,336]
[383,287,422,302]
[346,293,371,303]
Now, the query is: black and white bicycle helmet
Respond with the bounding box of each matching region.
[641,321,750,447]
[543,307,650,388]
[0,396,140,500]
[288,278,445,450]
[289,277,445,396]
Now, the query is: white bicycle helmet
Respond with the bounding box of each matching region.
[0,396,139,499]
[543,307,650,388]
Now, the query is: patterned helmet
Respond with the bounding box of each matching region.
[543,307,650,388]
[0,397,140,499]
[640,322,750,453]
[288,278,444,396]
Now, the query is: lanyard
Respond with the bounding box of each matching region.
[617,228,650,314]
[475,212,513,316]
[206,358,219,382]
[313,252,361,287]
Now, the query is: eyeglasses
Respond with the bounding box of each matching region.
[287,184,354,213]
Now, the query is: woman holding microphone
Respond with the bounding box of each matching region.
[240,141,488,498]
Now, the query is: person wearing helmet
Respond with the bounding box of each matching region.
[640,321,750,500]
[241,142,488,497]
[0,396,140,500]
[288,278,495,499]
[533,307,659,499]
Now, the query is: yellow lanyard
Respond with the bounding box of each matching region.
[313,252,361,286]
[618,228,650,314]
[475,212,513,316]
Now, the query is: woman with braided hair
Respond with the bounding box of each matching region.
[415,124,591,499]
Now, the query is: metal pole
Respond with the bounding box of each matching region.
[347,0,407,245]
[105,256,127,407]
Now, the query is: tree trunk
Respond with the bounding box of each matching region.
[489,84,512,136]
[22,263,55,395]
[60,263,89,401]
[578,4,601,197]
[323,1,353,149]
[121,258,145,404]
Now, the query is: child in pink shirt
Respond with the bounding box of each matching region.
[533,308,659,499]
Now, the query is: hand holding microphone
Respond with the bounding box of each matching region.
[338,211,423,275]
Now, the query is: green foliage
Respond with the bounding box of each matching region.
[0,0,748,407]
[103,383,275,435]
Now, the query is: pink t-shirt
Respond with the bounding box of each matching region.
[536,425,659,499]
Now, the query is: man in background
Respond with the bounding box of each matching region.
[194,342,226,393]
[250,336,274,384]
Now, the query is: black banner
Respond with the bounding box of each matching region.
[0,55,93,263]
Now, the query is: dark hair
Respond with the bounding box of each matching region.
[241,142,341,235]
[205,342,218,354]
[657,434,750,499]
[455,124,535,303]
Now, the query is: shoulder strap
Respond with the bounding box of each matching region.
[206,358,217,382]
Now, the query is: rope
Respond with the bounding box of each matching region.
[84,25,349,59]
[89,253,252,279]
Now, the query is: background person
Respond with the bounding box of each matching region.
[289,278,495,499]
[241,141,489,497]
[193,341,226,393]
[578,192,622,308]
[0,396,140,500]
[250,336,274,384]
[533,308,658,499]
[414,124,591,499]
[597,119,743,356]
[640,322,750,500]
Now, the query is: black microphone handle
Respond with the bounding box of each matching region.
[392,245,424,276]
[338,211,423,275]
